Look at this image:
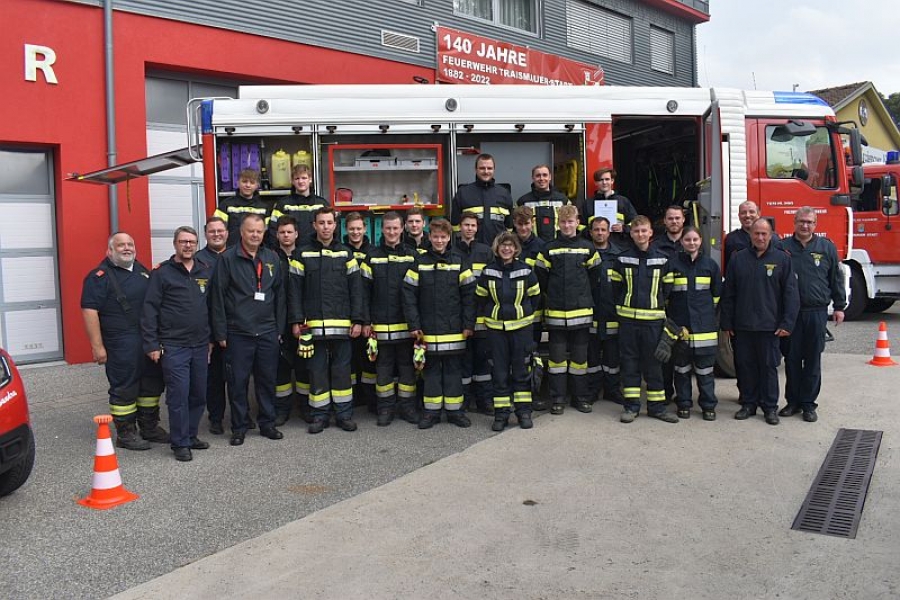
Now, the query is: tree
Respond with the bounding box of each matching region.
[881,92,900,127]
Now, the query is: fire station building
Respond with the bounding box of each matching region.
[1,0,708,364]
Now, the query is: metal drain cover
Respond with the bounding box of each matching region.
[792,428,882,539]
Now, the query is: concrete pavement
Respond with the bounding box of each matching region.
[112,353,900,600]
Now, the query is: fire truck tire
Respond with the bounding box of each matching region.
[0,433,35,497]
[844,267,868,321]
[715,330,736,378]
[865,298,895,313]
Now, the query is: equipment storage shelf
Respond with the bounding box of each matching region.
[328,144,443,211]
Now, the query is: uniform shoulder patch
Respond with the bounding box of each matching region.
[94,269,105,277]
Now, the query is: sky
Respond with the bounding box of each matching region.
[696,0,900,96]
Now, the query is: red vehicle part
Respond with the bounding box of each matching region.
[0,348,35,497]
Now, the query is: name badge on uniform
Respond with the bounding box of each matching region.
[254,292,266,301]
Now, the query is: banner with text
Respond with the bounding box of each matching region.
[436,26,604,87]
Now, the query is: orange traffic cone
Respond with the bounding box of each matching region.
[77,414,139,510]
[868,321,898,367]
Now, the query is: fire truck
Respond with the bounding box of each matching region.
[844,156,900,319]
[79,84,865,374]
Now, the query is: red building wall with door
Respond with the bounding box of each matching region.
[1,0,430,363]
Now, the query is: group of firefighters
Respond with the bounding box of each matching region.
[81,153,846,462]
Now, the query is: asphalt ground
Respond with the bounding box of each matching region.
[1,306,898,599]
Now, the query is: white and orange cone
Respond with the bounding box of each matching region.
[77,414,139,510]
[868,321,898,367]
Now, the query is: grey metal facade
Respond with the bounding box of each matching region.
[77,0,704,86]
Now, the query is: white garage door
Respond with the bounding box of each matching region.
[0,148,63,363]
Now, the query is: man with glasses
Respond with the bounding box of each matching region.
[778,207,846,422]
[141,227,214,461]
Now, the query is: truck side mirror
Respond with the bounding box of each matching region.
[882,174,894,197]
[852,166,864,187]
[849,128,864,166]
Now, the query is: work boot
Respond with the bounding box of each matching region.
[677,407,691,419]
[114,420,151,451]
[209,421,224,435]
[491,412,509,432]
[418,411,440,430]
[532,398,550,412]
[137,409,169,443]
[649,410,679,423]
[573,398,592,413]
[336,418,358,432]
[446,411,471,428]
[550,402,565,415]
[779,405,801,418]
[377,409,394,427]
[517,412,534,429]
[274,413,290,427]
[397,404,420,425]
[764,410,780,426]
[734,406,757,420]
[803,409,818,423]
[620,410,638,424]
[308,417,329,434]
[702,410,717,421]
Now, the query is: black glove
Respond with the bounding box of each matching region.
[654,319,688,363]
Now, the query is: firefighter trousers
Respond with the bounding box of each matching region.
[224,332,278,434]
[674,350,717,410]
[784,308,827,411]
[275,337,310,418]
[206,343,227,424]
[547,328,589,402]
[423,353,464,412]
[308,338,353,420]
[161,345,208,448]
[488,328,532,414]
[462,335,492,408]
[351,335,376,408]
[619,320,666,415]
[733,331,780,411]
[103,333,163,422]
[374,340,417,413]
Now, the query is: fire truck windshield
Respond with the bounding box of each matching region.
[765,125,837,189]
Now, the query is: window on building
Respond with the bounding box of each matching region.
[565,1,632,64]
[650,26,675,75]
[454,0,538,34]
[146,77,237,126]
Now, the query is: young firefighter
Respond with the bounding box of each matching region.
[402,206,431,251]
[666,226,722,421]
[609,215,678,423]
[454,212,495,414]
[476,232,541,431]
[268,164,329,246]
[534,204,601,415]
[344,212,376,414]
[213,168,271,248]
[579,168,637,243]
[516,164,570,243]
[360,212,420,426]
[588,216,626,405]
[290,207,365,434]
[402,218,476,429]
[512,205,547,409]
[272,215,310,425]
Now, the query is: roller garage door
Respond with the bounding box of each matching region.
[0,148,63,363]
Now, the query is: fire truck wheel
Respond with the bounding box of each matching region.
[865,298,895,313]
[844,267,867,321]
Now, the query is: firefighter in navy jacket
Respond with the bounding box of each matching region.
[402,218,477,429]
[140,226,214,461]
[360,212,421,426]
[666,226,722,421]
[516,164,570,242]
[289,207,365,434]
[213,168,271,248]
[476,232,541,431]
[534,205,601,415]
[777,207,846,422]
[344,212,376,414]
[608,215,677,423]
[450,153,513,246]
[209,214,287,445]
[721,218,799,424]
[588,216,626,405]
[268,164,328,246]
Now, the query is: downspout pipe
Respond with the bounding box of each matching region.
[104,0,118,232]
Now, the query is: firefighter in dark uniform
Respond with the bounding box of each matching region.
[512,206,548,409]
[667,226,722,421]
[140,226,213,461]
[290,207,365,434]
[268,164,328,246]
[778,207,846,422]
[450,153,513,246]
[209,214,288,446]
[650,205,686,403]
[454,213,495,414]
[578,168,637,244]
[402,218,476,429]
[196,217,229,434]
[534,205,601,415]
[588,216,626,405]
[402,206,431,252]
[360,212,420,426]
[476,232,541,431]
[609,215,678,423]
[516,164,570,243]
[213,168,271,248]
[272,215,309,426]
[721,218,799,425]
[723,200,760,271]
[344,212,376,414]
[81,232,167,450]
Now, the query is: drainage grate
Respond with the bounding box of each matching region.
[792,428,882,539]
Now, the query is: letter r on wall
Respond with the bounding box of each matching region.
[24,44,58,84]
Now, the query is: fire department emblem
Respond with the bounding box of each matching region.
[266,263,275,277]
[765,264,776,277]
[196,278,208,293]
[811,252,823,267]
